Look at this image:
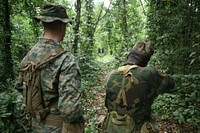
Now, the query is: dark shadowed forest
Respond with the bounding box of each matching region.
[0,0,199,132]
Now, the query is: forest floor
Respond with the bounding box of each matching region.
[83,61,196,133]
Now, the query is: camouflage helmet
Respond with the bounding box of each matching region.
[34,3,72,24]
[125,41,154,66]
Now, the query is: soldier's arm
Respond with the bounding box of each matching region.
[58,55,84,123]
[154,71,175,95]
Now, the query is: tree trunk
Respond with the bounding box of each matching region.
[73,0,81,54]
[121,0,128,51]
[85,0,94,55]
[0,0,14,83]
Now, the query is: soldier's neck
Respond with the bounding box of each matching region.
[43,32,62,42]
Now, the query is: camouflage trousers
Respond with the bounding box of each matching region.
[32,120,62,133]
[32,120,84,133]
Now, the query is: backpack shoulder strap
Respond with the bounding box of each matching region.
[20,48,66,72]
[115,76,127,106]
[36,48,66,69]
[118,65,138,74]
[19,48,67,122]
[114,65,139,114]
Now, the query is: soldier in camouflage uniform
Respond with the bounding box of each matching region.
[19,3,84,133]
[103,41,175,132]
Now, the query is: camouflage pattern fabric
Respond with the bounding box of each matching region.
[131,41,154,57]
[34,4,72,23]
[32,119,84,133]
[104,65,175,132]
[32,119,62,133]
[21,38,83,131]
[125,42,154,67]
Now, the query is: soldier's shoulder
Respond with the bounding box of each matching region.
[144,66,157,73]
[105,69,120,81]
[136,66,158,76]
[61,52,76,62]
[57,52,79,70]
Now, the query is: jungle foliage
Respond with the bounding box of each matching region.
[0,0,199,132]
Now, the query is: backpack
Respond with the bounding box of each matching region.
[102,111,136,133]
[102,65,159,133]
[18,48,66,123]
[102,65,138,133]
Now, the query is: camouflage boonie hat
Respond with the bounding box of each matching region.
[34,3,72,24]
[131,41,154,58]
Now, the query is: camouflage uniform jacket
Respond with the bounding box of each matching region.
[105,65,175,128]
[20,38,83,124]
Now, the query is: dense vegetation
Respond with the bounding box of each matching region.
[0,0,199,132]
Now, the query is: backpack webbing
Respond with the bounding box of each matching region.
[104,65,160,133]
[19,48,66,123]
[109,65,139,115]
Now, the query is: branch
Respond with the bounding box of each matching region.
[139,0,146,16]
[94,0,112,31]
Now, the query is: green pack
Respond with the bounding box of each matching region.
[102,111,135,133]
[19,48,66,122]
[103,65,159,133]
[102,65,138,133]
[102,113,159,133]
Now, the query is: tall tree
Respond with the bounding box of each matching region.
[146,0,200,74]
[81,0,110,56]
[121,0,129,50]
[73,0,81,53]
[0,0,14,84]
[84,0,95,55]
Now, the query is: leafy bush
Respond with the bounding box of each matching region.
[0,80,30,133]
[152,74,200,131]
[0,90,26,132]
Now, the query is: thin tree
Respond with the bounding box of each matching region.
[84,0,111,55]
[73,0,81,54]
[121,0,128,51]
[0,0,14,84]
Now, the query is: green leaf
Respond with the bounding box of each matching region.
[0,120,4,127]
[189,58,196,65]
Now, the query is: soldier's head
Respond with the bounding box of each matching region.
[34,3,72,41]
[125,41,154,67]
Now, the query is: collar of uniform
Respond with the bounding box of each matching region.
[38,37,61,47]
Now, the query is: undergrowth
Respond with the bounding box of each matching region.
[0,57,199,132]
[152,74,200,132]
